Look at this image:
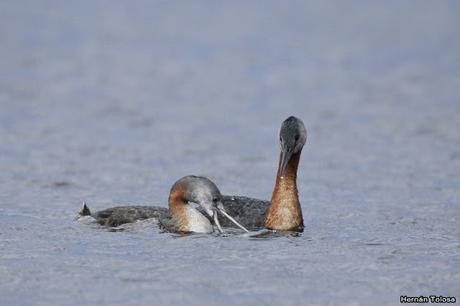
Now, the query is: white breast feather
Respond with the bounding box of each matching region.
[184,205,213,233]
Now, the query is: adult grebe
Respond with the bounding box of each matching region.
[217,116,307,231]
[79,176,248,234]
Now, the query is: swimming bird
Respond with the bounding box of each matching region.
[79,175,248,234]
[216,116,307,232]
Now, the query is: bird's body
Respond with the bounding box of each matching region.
[87,205,182,232]
[79,176,247,234]
[215,195,270,229]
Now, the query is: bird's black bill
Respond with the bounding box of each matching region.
[278,145,294,177]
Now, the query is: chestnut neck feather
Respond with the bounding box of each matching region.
[265,151,304,231]
[168,183,189,231]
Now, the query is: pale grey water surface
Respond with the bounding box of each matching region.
[1,1,460,305]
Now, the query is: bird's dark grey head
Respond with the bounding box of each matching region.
[183,176,222,206]
[170,175,250,233]
[278,116,307,176]
[171,175,222,216]
[279,116,307,152]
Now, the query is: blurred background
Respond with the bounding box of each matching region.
[1,1,459,306]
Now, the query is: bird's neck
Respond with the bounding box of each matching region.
[169,188,213,233]
[265,151,304,231]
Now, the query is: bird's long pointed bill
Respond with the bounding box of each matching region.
[213,210,224,233]
[278,146,293,177]
[217,208,250,233]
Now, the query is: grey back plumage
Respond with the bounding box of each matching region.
[87,205,182,232]
[92,206,170,227]
[217,195,270,229]
[172,175,222,205]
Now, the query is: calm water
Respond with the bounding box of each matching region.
[1,1,459,305]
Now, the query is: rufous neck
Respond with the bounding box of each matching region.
[168,185,213,233]
[168,184,189,231]
[265,151,304,231]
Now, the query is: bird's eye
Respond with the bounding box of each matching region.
[294,135,299,142]
[212,197,219,203]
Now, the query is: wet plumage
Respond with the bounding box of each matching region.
[86,205,181,232]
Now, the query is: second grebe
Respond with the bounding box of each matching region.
[216,116,307,231]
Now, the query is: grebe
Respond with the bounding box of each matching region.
[79,176,248,234]
[217,116,307,231]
